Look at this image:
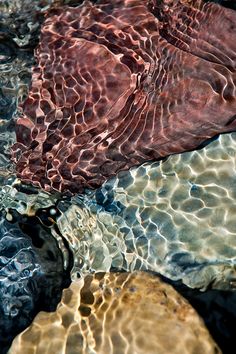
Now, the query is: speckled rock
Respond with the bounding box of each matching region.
[56,132,236,290]
[8,271,220,354]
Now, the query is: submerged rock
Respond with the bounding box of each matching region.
[56,132,236,290]
[0,0,80,185]
[0,38,32,183]
[12,0,236,193]
[8,271,220,354]
[0,0,56,48]
[169,278,236,354]
[0,0,58,185]
[0,211,70,353]
[0,179,60,215]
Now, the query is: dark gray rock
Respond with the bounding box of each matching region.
[0,210,71,354]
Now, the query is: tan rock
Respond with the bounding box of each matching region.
[9,272,220,354]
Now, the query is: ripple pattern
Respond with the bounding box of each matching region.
[8,271,220,354]
[12,0,236,193]
[0,211,69,353]
[0,0,58,185]
[57,132,236,290]
[0,1,235,353]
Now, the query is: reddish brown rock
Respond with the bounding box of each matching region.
[12,0,236,193]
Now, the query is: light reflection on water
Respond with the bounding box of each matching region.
[0,1,235,354]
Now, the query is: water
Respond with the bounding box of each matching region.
[0,1,235,353]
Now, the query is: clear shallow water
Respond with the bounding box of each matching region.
[9,272,220,354]
[0,1,235,353]
[56,133,236,290]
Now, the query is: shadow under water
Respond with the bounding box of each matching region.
[167,277,236,354]
[0,210,71,354]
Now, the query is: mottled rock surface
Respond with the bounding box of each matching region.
[56,132,236,290]
[12,0,236,193]
[8,271,220,354]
